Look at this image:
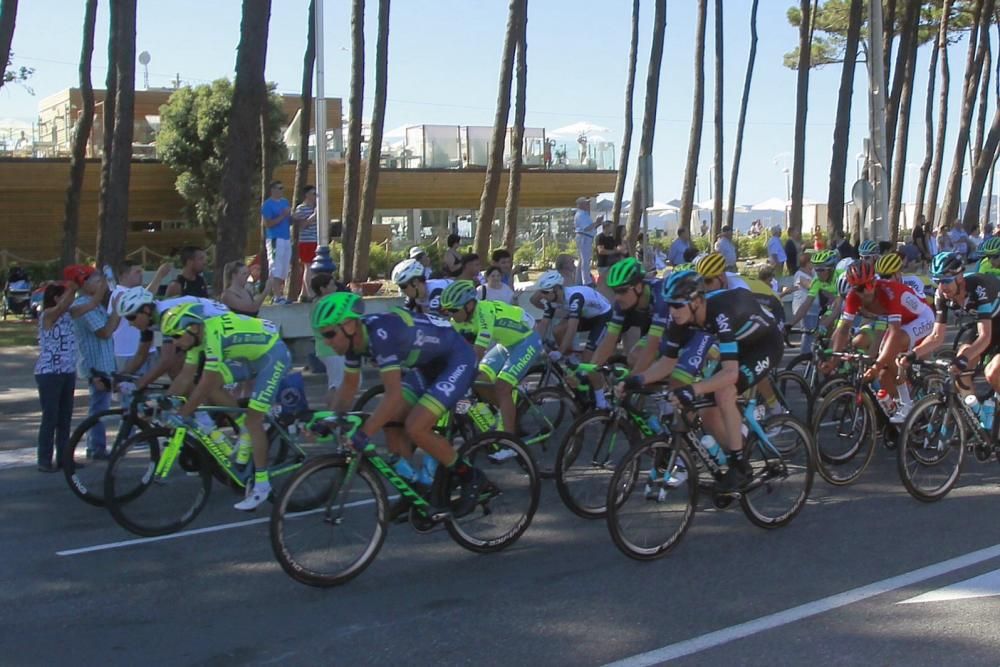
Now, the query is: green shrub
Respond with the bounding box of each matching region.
[366,243,406,280]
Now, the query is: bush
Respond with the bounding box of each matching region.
[366,243,406,280]
[513,242,537,268]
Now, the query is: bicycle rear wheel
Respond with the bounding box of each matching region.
[555,409,638,519]
[740,415,814,529]
[104,428,213,537]
[442,432,539,553]
[810,385,877,486]
[270,454,387,587]
[63,408,146,507]
[897,395,965,502]
[605,437,697,561]
[516,386,579,478]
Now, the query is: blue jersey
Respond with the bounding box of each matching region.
[607,279,669,338]
[346,308,468,374]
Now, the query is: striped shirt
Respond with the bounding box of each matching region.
[72,295,116,377]
[295,203,318,243]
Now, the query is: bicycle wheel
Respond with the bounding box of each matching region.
[740,415,814,529]
[810,385,877,486]
[897,395,966,502]
[774,370,812,426]
[516,386,579,479]
[270,454,387,587]
[104,428,213,537]
[555,409,638,519]
[441,432,540,553]
[351,384,385,412]
[784,352,812,376]
[606,437,697,561]
[63,408,149,507]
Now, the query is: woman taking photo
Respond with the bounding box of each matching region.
[35,281,78,472]
[221,260,271,316]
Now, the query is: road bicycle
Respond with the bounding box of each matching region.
[269,414,540,587]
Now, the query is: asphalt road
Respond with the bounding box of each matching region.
[4,344,1000,666]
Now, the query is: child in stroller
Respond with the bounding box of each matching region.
[2,266,33,319]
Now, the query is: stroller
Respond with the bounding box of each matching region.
[2,266,33,320]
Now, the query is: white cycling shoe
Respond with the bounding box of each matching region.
[234,483,272,511]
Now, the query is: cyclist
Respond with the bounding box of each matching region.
[391,258,451,314]
[440,280,542,437]
[161,304,290,511]
[902,251,1000,396]
[533,269,611,360]
[621,270,784,492]
[314,292,487,516]
[824,260,934,423]
[875,252,928,303]
[785,249,842,351]
[858,239,881,261]
[977,236,1000,276]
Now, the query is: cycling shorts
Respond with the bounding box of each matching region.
[576,311,611,351]
[480,331,543,386]
[224,341,291,413]
[401,345,477,417]
[734,333,783,394]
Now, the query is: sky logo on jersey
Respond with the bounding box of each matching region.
[715,312,731,333]
[754,357,770,376]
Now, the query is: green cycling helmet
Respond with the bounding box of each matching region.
[811,249,839,269]
[439,280,479,310]
[160,303,205,337]
[981,236,1000,258]
[606,257,644,288]
[858,239,880,257]
[311,292,364,331]
[930,251,965,279]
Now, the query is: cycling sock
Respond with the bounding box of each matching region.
[763,394,778,408]
[194,411,214,431]
[897,384,912,405]
[254,470,270,486]
[727,449,749,472]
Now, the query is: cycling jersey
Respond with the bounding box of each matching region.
[977,258,1000,277]
[934,272,1000,324]
[183,313,279,377]
[156,296,229,319]
[607,280,668,338]
[454,300,535,350]
[404,278,452,314]
[841,279,928,325]
[543,285,611,321]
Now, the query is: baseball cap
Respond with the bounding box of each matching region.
[408,246,425,260]
[63,264,96,286]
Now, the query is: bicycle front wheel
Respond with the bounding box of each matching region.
[442,432,540,553]
[516,386,579,478]
[555,410,638,519]
[740,415,814,529]
[270,454,387,587]
[64,408,146,507]
[606,437,697,561]
[897,395,965,502]
[104,428,213,537]
[810,385,878,486]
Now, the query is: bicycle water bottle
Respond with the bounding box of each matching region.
[645,415,663,434]
[700,434,726,468]
[469,402,496,433]
[876,389,896,416]
[208,429,231,455]
[391,456,417,483]
[964,394,981,418]
[417,454,438,487]
[980,398,995,432]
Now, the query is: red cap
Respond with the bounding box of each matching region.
[63,264,96,286]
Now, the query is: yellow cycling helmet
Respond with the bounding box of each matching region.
[874,252,903,277]
[695,252,727,279]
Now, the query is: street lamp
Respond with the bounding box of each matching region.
[310,0,337,277]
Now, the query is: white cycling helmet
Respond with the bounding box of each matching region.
[391,258,425,286]
[536,270,564,290]
[117,286,155,317]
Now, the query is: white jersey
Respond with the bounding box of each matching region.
[902,275,928,300]
[155,296,230,318]
[725,272,750,291]
[545,285,611,320]
[424,279,452,312]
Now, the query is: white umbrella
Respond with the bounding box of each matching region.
[750,197,788,211]
[549,121,611,138]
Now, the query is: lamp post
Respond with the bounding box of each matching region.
[310,0,337,277]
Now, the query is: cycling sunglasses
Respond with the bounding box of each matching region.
[612,286,636,295]
[931,276,957,285]
[125,313,139,322]
[320,328,341,339]
[851,283,874,293]
[666,300,691,310]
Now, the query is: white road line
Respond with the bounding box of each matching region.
[604,542,1000,666]
[56,497,382,557]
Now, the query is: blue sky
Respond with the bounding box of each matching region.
[1,0,989,206]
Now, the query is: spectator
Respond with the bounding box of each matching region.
[912,215,930,265]
[574,197,599,285]
[311,273,348,407]
[222,260,271,316]
[293,184,319,301]
[555,253,577,286]
[67,264,120,460]
[668,227,691,266]
[835,230,858,260]
[261,180,293,303]
[478,265,515,304]
[682,245,700,263]
[789,251,818,350]
[34,281,78,472]
[714,225,738,271]
[442,233,463,277]
[784,229,802,274]
[490,248,514,286]
[767,225,787,275]
[948,219,967,255]
[595,218,622,286]
[164,246,209,298]
[410,246,433,280]
[758,264,779,295]
[109,259,170,373]
[937,224,954,253]
[457,253,482,282]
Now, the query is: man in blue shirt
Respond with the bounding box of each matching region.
[261,180,292,304]
[668,227,691,267]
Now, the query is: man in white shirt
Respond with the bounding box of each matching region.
[767,225,787,275]
[574,197,599,285]
[714,225,738,270]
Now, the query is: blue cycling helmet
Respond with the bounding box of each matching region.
[858,239,880,257]
[661,269,704,303]
[930,251,965,279]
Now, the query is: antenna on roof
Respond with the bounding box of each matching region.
[138,51,151,89]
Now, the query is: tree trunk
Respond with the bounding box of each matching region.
[986,151,998,229]
[611,0,640,231]
[258,106,275,286]
[710,0,723,240]
[914,35,941,225]
[354,0,391,281]
[502,0,527,253]
[926,0,954,227]
[883,0,896,93]
[825,0,862,240]
[97,1,118,257]
[674,0,705,243]
[974,40,992,165]
[726,0,758,234]
[885,0,919,163]
[474,0,522,258]
[340,0,365,282]
[789,0,812,238]
[940,0,989,228]
[287,0,315,300]
[962,105,1000,232]
[216,0,272,292]
[888,14,919,243]
[97,0,136,270]
[0,0,17,95]
[62,0,97,269]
